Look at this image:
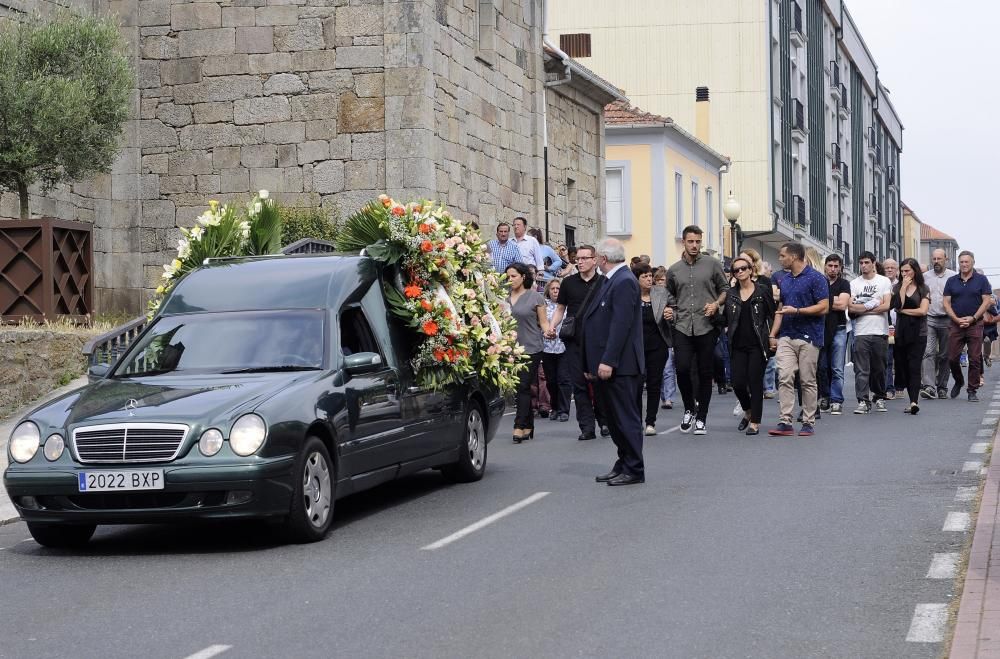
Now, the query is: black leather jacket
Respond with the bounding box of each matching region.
[724,281,777,360]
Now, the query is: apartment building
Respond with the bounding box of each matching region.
[548,0,904,269]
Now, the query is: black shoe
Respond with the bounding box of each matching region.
[595,470,621,483]
[951,381,964,399]
[737,417,750,432]
[578,432,597,441]
[969,391,980,402]
[938,387,949,400]
[600,425,611,437]
[538,410,549,419]
[818,398,830,412]
[745,426,760,436]
[718,384,727,395]
[558,413,570,422]
[607,473,644,486]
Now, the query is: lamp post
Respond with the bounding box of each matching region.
[723,192,742,259]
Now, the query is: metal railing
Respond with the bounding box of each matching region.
[82,237,337,367]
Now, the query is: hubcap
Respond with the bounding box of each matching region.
[302,451,331,528]
[467,409,485,470]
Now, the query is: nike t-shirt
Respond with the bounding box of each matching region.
[850,274,892,336]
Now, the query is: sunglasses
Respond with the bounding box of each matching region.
[732,265,751,273]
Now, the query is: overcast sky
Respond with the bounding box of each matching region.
[846,0,1000,288]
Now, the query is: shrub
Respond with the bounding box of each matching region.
[280,203,341,247]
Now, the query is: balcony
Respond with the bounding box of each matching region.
[839,162,850,194]
[869,194,881,221]
[887,165,897,189]
[791,98,806,143]
[830,63,841,101]
[874,143,883,168]
[867,126,877,156]
[838,86,850,119]
[790,3,805,48]
[831,144,842,181]
[792,194,807,229]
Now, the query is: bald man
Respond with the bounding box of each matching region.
[921,249,957,399]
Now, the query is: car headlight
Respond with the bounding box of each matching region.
[199,428,224,457]
[43,434,65,461]
[9,422,40,463]
[230,414,267,456]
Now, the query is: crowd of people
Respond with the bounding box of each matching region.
[487,219,1000,486]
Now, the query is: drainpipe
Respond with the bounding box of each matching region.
[540,0,572,242]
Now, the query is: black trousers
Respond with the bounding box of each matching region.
[541,352,570,416]
[564,340,601,433]
[515,352,542,430]
[894,334,928,405]
[730,346,766,424]
[639,343,669,426]
[595,375,644,477]
[674,329,719,421]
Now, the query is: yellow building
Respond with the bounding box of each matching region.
[605,102,730,266]
[901,202,923,262]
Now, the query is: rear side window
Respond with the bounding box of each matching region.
[339,307,382,361]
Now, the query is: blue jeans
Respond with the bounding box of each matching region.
[764,356,777,393]
[715,332,732,385]
[660,348,677,401]
[818,326,848,403]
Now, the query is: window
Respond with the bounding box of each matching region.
[605,161,630,235]
[559,33,592,58]
[564,224,576,248]
[476,0,496,65]
[691,181,699,228]
[674,173,684,237]
[705,188,714,252]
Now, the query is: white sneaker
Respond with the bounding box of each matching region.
[680,410,694,433]
[853,400,871,414]
[693,420,707,435]
[874,399,888,413]
[830,402,843,415]
[644,424,656,436]
[733,402,743,417]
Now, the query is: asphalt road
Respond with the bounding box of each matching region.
[1,370,997,659]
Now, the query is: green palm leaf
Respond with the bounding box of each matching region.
[247,198,282,255]
[336,201,390,253]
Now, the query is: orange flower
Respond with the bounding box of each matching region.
[413,204,423,214]
[378,194,391,207]
[418,223,431,234]
[435,258,445,267]
[404,284,422,299]
[443,309,452,319]
[391,205,405,216]
[420,240,434,253]
[422,320,439,336]
[433,348,446,362]
[420,299,433,311]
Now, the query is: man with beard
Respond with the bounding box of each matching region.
[848,252,893,414]
[920,249,957,399]
[943,251,995,402]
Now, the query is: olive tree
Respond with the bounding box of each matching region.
[0,11,134,219]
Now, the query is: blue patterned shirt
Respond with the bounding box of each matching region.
[777,264,829,346]
[487,238,522,273]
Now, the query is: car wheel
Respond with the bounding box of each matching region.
[441,401,487,483]
[284,436,335,543]
[26,523,96,549]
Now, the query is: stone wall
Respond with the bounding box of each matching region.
[0,328,93,420]
[544,81,605,247]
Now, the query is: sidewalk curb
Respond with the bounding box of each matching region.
[0,376,89,525]
[950,412,1000,658]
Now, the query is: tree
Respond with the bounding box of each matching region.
[0,11,134,219]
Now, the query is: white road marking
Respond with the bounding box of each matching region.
[657,425,681,436]
[422,492,550,550]
[926,553,960,579]
[970,442,990,453]
[943,512,971,532]
[183,645,231,659]
[984,418,999,425]
[977,429,994,437]
[906,603,948,642]
[956,486,978,501]
[963,461,983,472]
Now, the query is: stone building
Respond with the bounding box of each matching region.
[0,0,623,315]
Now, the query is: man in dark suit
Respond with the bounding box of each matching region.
[581,238,645,485]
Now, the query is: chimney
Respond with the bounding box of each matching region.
[695,86,710,144]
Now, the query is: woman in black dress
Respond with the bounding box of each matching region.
[724,256,776,435]
[634,264,672,435]
[891,258,930,414]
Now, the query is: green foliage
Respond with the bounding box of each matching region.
[246,198,282,255]
[280,203,341,246]
[0,10,135,217]
[336,202,390,253]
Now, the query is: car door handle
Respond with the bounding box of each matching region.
[406,386,422,394]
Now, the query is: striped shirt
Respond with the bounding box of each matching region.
[487,238,522,273]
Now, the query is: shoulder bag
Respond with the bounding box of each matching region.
[559,277,600,341]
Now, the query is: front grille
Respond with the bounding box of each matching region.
[73,423,188,463]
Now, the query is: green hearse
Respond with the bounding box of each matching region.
[3,254,503,547]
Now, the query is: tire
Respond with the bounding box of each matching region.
[26,523,96,549]
[284,436,336,543]
[441,401,488,483]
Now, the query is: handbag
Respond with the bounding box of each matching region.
[559,276,600,341]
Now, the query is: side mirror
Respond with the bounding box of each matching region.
[343,352,383,375]
[88,363,110,382]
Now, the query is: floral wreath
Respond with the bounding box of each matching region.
[336,195,526,393]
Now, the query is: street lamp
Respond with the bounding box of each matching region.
[723,191,742,259]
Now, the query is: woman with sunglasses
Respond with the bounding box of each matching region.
[724,256,777,435]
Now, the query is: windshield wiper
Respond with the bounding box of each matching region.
[220,365,321,374]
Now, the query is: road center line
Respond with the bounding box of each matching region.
[906,603,948,642]
[943,512,971,532]
[421,492,550,551]
[926,553,960,579]
[970,442,989,453]
[183,645,231,659]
